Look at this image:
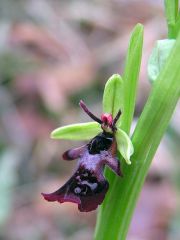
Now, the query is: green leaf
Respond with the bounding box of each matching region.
[121,23,144,133]
[51,122,101,140]
[94,25,180,240]
[103,74,123,118]
[95,24,143,239]
[116,128,134,165]
[148,39,175,83]
[164,0,179,38]
[174,13,180,36]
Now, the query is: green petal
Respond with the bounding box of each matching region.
[116,128,134,164]
[148,39,175,83]
[103,74,123,119]
[51,122,101,140]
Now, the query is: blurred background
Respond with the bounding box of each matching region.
[0,0,179,239]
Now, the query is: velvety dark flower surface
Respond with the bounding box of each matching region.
[42,101,122,212]
[42,132,122,212]
[42,165,109,212]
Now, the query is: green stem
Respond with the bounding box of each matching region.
[164,0,179,38]
[95,24,143,239]
[94,30,180,240]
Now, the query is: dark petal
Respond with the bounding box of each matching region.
[42,167,109,212]
[99,150,122,177]
[79,100,102,124]
[104,156,123,177]
[62,145,87,160]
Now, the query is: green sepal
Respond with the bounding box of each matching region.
[148,39,176,83]
[51,122,101,140]
[103,74,123,120]
[116,128,134,165]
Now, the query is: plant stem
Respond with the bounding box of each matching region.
[94,30,180,240]
[164,0,179,38]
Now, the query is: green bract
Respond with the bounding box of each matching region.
[116,128,134,165]
[95,23,144,240]
[148,39,175,83]
[51,122,101,140]
[121,23,144,133]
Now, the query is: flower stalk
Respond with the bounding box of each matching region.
[94,22,180,240]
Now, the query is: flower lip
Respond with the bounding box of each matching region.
[42,142,122,212]
[42,166,109,212]
[42,192,81,204]
[43,100,122,212]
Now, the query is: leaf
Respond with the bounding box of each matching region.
[164,0,179,38]
[94,24,180,240]
[116,128,134,165]
[103,74,123,118]
[51,122,101,140]
[148,39,175,83]
[95,25,143,239]
[121,23,144,133]
[174,13,180,36]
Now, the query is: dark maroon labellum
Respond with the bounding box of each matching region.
[42,100,122,212]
